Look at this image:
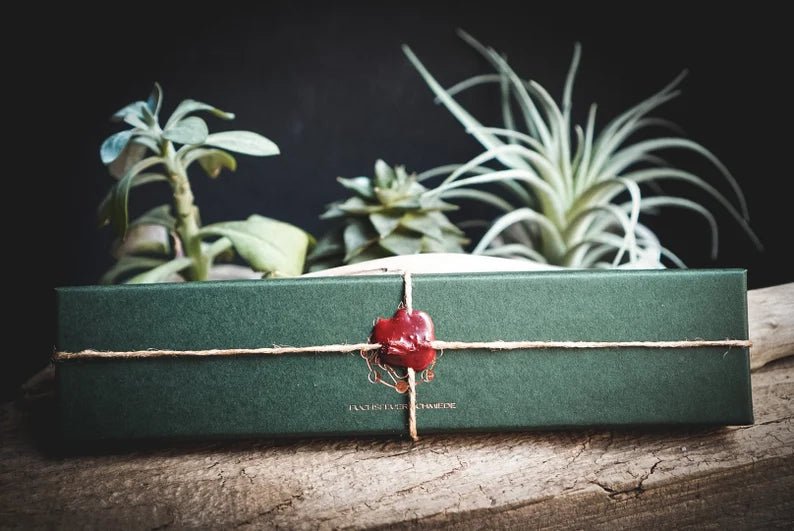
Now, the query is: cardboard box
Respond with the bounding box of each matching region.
[56,269,752,441]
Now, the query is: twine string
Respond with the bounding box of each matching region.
[407,368,418,442]
[403,272,419,442]
[403,271,413,313]
[53,339,752,360]
[53,271,751,442]
[52,338,751,360]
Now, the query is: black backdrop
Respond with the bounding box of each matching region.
[7,3,790,398]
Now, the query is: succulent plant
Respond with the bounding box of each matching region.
[308,160,468,271]
[403,32,761,268]
[99,83,311,283]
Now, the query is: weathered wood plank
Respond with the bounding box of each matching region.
[749,282,794,369]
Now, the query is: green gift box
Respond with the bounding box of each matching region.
[55,269,752,441]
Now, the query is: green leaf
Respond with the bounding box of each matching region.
[460,30,555,148]
[100,130,133,164]
[437,188,513,212]
[374,187,402,206]
[622,167,762,250]
[182,148,237,177]
[108,141,148,179]
[379,231,422,255]
[480,244,546,261]
[347,244,390,265]
[127,256,195,284]
[374,159,395,189]
[98,172,168,227]
[429,159,534,205]
[473,207,565,256]
[140,104,157,128]
[111,101,147,122]
[133,135,160,153]
[337,176,374,199]
[421,234,466,253]
[394,165,409,186]
[100,255,166,284]
[147,82,163,117]
[406,181,428,196]
[111,157,166,236]
[203,237,234,261]
[442,74,500,100]
[165,99,236,129]
[429,211,466,235]
[336,196,379,215]
[203,131,279,156]
[319,202,346,219]
[400,212,442,240]
[601,137,749,219]
[393,198,425,210]
[403,45,529,170]
[163,116,209,145]
[431,162,564,226]
[627,196,719,259]
[198,215,310,276]
[343,218,377,261]
[130,204,176,230]
[307,227,345,262]
[419,194,459,211]
[369,212,401,237]
[123,113,149,130]
[199,150,237,178]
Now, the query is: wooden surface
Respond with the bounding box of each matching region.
[1,282,792,529]
[749,282,794,369]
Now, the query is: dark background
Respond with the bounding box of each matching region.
[7,3,790,399]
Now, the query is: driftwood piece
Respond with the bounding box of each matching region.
[749,282,794,369]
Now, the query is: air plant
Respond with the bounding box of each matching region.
[403,31,761,268]
[308,160,467,271]
[98,84,311,283]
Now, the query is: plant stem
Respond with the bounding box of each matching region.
[173,174,209,280]
[163,141,209,280]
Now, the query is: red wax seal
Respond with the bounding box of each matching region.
[371,308,437,372]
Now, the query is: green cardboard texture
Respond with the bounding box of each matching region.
[56,270,752,441]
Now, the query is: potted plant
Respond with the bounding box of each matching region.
[98,84,311,283]
[402,31,761,268]
[308,160,467,271]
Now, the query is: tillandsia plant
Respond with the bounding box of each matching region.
[403,31,761,268]
[98,83,311,283]
[308,160,468,271]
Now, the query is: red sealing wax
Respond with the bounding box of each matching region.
[371,308,437,372]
